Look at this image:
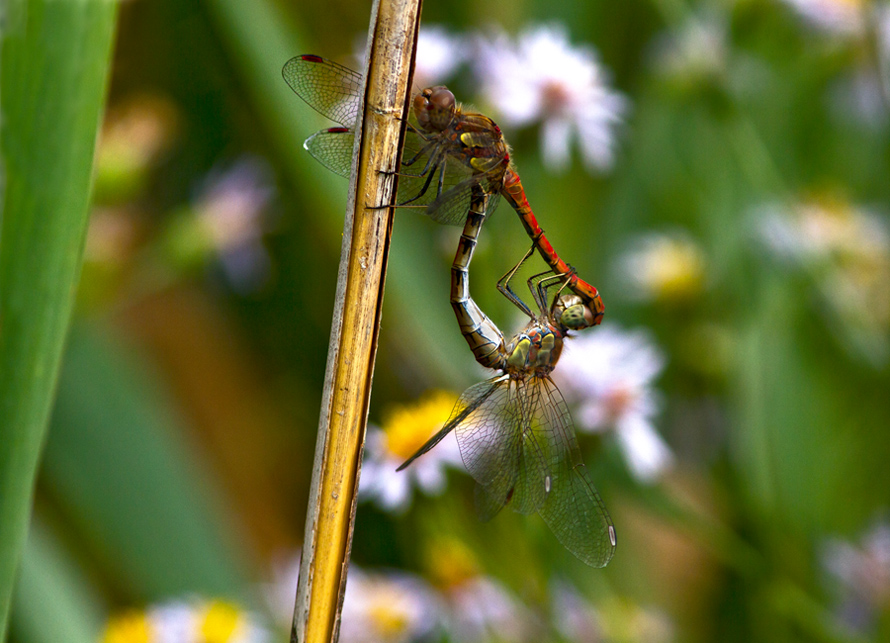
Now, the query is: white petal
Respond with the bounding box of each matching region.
[616,416,674,483]
[541,117,573,172]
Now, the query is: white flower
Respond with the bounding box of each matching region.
[618,231,707,303]
[360,391,462,513]
[340,568,441,643]
[757,198,890,263]
[778,0,867,36]
[474,24,627,172]
[756,197,890,365]
[414,26,467,88]
[651,12,729,84]
[150,602,197,643]
[554,325,672,483]
[551,581,603,643]
[355,26,465,89]
[263,551,302,628]
[822,519,890,631]
[442,576,540,643]
[102,598,270,643]
[552,582,674,643]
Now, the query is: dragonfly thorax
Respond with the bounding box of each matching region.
[505,321,564,375]
[414,86,457,133]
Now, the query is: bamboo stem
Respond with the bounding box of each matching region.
[290,0,421,641]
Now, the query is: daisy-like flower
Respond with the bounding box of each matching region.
[650,12,729,87]
[597,596,675,643]
[553,325,672,483]
[822,519,890,632]
[756,196,890,364]
[425,537,541,643]
[553,580,676,642]
[618,231,708,303]
[263,551,302,629]
[474,24,627,173]
[443,575,539,643]
[101,598,270,643]
[355,26,464,89]
[339,567,441,643]
[360,390,462,513]
[413,26,467,88]
[551,581,604,643]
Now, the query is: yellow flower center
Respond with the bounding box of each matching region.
[426,537,480,589]
[367,602,411,639]
[101,611,152,643]
[199,601,243,643]
[383,390,459,459]
[639,237,705,301]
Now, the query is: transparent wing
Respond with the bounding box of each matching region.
[452,377,550,520]
[534,376,616,568]
[283,60,506,226]
[396,379,499,472]
[282,55,363,127]
[396,129,503,226]
[304,128,355,178]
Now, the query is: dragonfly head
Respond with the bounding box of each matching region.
[552,295,596,331]
[414,86,456,133]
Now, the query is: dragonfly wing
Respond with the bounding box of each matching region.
[304,128,355,178]
[454,377,550,520]
[534,376,616,568]
[282,55,363,127]
[426,173,502,226]
[396,378,500,471]
[395,130,503,226]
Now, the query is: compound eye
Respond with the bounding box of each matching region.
[429,87,455,112]
[413,92,430,128]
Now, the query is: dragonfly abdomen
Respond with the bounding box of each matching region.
[451,188,506,371]
[501,169,605,328]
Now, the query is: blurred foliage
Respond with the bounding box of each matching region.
[4,0,890,641]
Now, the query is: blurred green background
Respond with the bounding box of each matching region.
[5,0,890,641]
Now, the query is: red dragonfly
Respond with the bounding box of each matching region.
[401,181,616,567]
[282,54,605,330]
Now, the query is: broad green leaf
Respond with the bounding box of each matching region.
[0,0,117,635]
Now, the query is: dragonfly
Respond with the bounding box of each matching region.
[282,54,605,330]
[400,186,616,567]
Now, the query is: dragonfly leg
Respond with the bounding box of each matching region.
[529,269,573,314]
[395,155,445,206]
[496,245,537,319]
[400,137,440,176]
[367,154,445,211]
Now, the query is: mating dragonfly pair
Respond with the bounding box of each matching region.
[283,54,616,568]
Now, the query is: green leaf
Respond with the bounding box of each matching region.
[0,0,117,635]
[41,325,250,600]
[10,520,105,643]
